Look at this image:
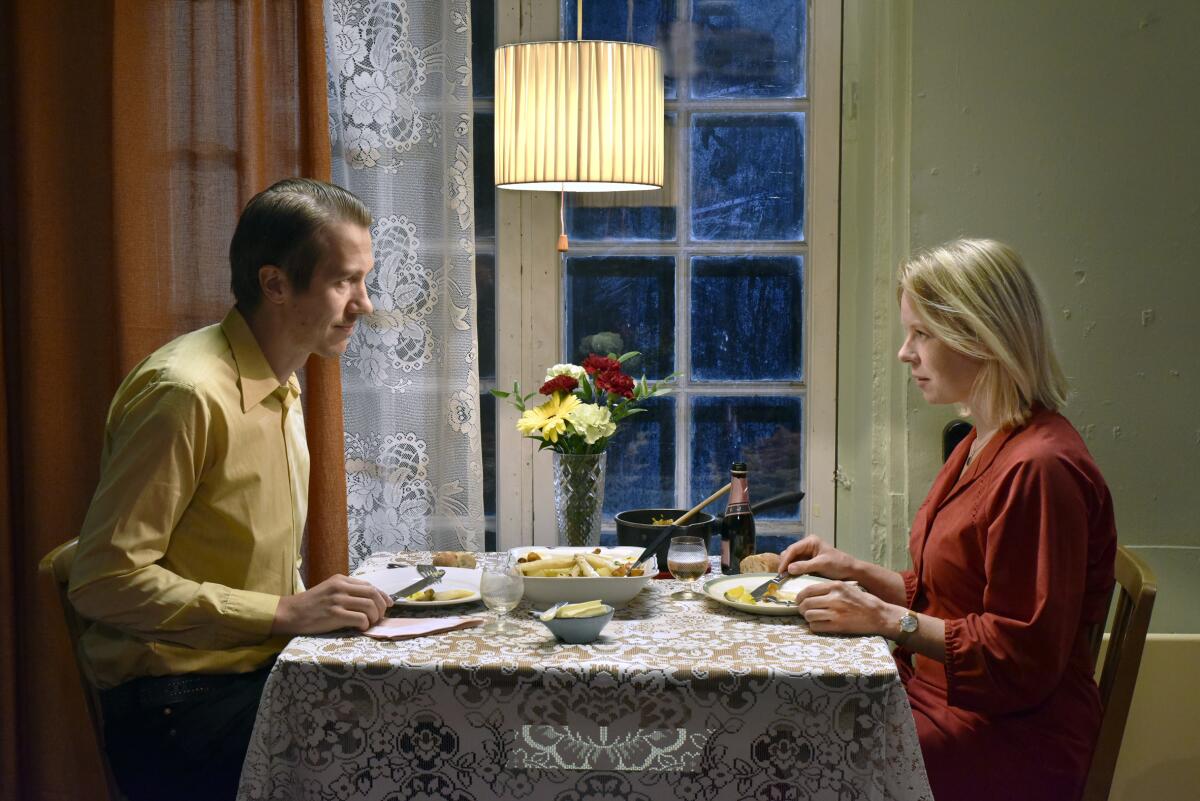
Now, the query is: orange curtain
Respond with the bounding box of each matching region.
[0,1,346,798]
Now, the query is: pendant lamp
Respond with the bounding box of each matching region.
[494,6,664,250]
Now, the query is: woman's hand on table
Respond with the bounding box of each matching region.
[793,581,895,636]
[778,535,860,581]
[779,535,910,607]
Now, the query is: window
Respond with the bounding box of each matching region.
[475,0,839,549]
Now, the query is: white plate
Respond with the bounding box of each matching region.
[510,545,654,609]
[703,572,831,616]
[359,565,483,608]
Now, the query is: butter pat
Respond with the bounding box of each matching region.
[555,600,606,619]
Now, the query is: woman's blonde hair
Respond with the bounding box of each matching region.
[898,238,1068,430]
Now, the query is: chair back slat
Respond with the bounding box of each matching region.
[38,539,127,801]
[1081,545,1157,801]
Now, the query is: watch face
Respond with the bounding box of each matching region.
[900,613,918,633]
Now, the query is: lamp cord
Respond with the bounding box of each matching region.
[557,189,569,252]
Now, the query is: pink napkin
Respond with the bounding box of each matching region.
[363,616,484,641]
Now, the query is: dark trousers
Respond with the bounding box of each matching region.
[99,662,274,801]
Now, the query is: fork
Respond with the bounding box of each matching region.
[390,564,445,602]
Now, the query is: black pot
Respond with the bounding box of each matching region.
[614,509,715,572]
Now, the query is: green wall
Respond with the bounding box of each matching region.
[837,1,1200,633]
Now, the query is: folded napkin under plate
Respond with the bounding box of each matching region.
[363,616,484,641]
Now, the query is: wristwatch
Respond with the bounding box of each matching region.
[895,610,919,646]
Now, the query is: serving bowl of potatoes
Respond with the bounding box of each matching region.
[511,545,654,608]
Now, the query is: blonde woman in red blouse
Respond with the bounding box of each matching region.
[780,239,1116,801]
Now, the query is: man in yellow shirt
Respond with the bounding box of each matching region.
[69,178,392,801]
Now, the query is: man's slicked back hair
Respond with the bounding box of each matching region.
[229,178,371,311]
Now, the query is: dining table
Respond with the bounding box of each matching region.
[237,551,932,801]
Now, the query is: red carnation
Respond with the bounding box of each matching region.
[582,354,620,375]
[539,375,579,395]
[596,369,635,399]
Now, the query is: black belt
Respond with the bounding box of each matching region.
[102,661,275,711]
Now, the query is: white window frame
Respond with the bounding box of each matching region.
[493,0,841,548]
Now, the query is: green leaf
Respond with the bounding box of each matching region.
[617,351,640,364]
[490,389,510,398]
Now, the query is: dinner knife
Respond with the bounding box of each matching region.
[390,569,445,601]
[748,574,785,600]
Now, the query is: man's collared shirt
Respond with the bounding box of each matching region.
[70,308,308,688]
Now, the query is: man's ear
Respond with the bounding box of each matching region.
[258,265,290,305]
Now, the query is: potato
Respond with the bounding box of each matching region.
[517,556,575,574]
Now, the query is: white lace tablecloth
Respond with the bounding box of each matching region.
[238,553,931,801]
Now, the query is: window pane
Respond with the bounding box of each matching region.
[480,392,496,518]
[476,252,495,380]
[690,396,803,521]
[564,256,675,379]
[690,256,803,381]
[565,116,677,242]
[603,395,676,516]
[471,0,494,98]
[473,113,494,240]
[690,0,806,99]
[562,0,678,99]
[690,113,805,241]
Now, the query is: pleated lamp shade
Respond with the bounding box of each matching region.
[495,40,664,192]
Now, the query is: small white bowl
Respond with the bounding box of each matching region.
[537,605,615,644]
[511,546,654,609]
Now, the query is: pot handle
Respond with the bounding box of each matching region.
[745,490,806,517]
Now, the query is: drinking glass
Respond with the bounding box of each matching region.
[479,558,525,635]
[667,535,709,600]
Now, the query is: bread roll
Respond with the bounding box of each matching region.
[739,552,780,574]
[431,551,477,568]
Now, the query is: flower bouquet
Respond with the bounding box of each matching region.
[493,353,674,546]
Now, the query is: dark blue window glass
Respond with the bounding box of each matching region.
[471,0,494,99]
[690,396,803,521]
[564,256,675,379]
[602,395,676,516]
[690,113,805,241]
[565,115,676,242]
[480,392,496,517]
[561,0,677,99]
[690,256,803,381]
[690,0,806,99]
[473,113,494,240]
[475,252,495,380]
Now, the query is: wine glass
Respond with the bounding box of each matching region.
[667,535,709,600]
[479,558,525,635]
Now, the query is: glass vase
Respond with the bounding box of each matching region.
[552,452,607,548]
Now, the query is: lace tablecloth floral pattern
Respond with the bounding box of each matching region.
[238,553,932,801]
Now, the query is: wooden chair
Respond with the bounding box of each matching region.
[38,538,126,801]
[1081,545,1157,801]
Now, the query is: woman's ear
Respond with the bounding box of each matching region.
[258,264,289,305]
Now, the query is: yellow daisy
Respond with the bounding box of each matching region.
[516,392,581,443]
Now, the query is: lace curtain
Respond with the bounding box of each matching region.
[325,0,484,566]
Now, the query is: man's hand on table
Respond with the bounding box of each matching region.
[271,575,392,635]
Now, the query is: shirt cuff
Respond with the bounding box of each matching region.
[223,588,282,641]
[901,570,919,608]
[941,617,969,707]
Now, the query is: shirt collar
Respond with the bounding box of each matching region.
[220,307,302,412]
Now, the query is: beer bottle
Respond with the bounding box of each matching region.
[720,462,755,574]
